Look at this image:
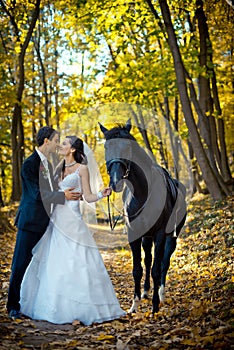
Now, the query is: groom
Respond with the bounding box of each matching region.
[7,126,82,320]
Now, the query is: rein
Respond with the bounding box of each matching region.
[107,189,153,231]
[107,195,122,231]
[106,158,131,231]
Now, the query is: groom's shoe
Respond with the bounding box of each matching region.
[8,309,21,320]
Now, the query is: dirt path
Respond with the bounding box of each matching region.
[0,195,233,349]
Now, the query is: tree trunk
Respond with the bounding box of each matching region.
[173,96,179,179]
[212,73,233,183]
[32,53,37,149]
[217,117,233,184]
[152,102,168,168]
[188,141,207,195]
[33,16,50,126]
[195,1,221,174]
[195,0,232,190]
[164,96,179,178]
[54,50,60,130]
[158,97,179,176]
[9,0,41,200]
[34,42,50,125]
[0,183,4,207]
[195,0,212,152]
[11,104,24,201]
[137,105,154,154]
[147,0,224,200]
[129,105,154,156]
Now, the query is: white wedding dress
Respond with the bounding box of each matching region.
[20,169,126,325]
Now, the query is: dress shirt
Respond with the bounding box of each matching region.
[36,149,54,213]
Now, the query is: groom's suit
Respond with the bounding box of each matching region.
[7,150,65,313]
[15,151,64,232]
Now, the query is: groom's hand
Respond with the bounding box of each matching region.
[64,188,83,201]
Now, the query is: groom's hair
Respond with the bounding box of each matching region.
[36,126,58,146]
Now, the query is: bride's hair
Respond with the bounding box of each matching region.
[53,135,88,183]
[66,136,88,165]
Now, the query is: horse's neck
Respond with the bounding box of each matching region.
[128,162,149,202]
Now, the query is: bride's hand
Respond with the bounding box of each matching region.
[101,187,112,197]
[64,188,83,201]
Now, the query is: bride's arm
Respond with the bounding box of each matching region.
[79,164,111,202]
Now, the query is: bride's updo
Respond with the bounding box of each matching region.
[66,136,87,165]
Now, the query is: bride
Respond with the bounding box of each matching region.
[20,135,126,325]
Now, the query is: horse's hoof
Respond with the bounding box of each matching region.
[152,307,159,314]
[128,296,140,313]
[128,307,136,314]
[141,290,149,299]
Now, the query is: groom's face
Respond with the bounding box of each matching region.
[47,133,60,154]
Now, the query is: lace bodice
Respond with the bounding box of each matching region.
[59,169,82,192]
[59,169,82,213]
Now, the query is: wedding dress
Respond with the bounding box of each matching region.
[20,168,126,325]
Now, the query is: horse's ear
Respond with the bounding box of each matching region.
[99,122,108,135]
[125,118,132,132]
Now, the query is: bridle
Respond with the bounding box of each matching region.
[105,138,148,230]
[107,158,131,179]
[106,157,152,231]
[106,158,130,230]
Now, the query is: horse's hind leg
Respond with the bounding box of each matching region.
[129,238,142,313]
[159,235,177,304]
[142,236,153,299]
[152,230,166,314]
[159,215,186,304]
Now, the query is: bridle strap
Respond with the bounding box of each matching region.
[107,159,130,179]
[106,158,131,230]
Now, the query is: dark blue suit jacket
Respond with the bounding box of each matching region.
[15,151,65,234]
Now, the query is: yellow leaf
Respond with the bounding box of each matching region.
[181,339,198,345]
[14,319,25,324]
[96,334,115,341]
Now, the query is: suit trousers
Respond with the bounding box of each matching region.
[7,229,44,312]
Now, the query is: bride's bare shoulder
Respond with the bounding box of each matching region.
[77,164,88,174]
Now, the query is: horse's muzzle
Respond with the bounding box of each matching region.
[110,178,124,192]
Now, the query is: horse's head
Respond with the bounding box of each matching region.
[99,119,135,192]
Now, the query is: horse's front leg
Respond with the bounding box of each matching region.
[141,236,153,299]
[129,237,142,313]
[152,230,166,314]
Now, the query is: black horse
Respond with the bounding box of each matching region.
[100,119,187,314]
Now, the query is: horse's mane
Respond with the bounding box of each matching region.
[104,125,136,141]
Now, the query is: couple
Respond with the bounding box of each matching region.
[7,126,126,325]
